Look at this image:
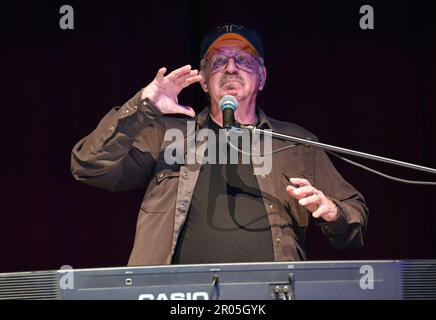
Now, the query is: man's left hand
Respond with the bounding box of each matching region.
[286,178,338,222]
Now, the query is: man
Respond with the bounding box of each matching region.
[71,23,368,266]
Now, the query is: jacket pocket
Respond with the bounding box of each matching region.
[155,169,180,183]
[141,169,180,213]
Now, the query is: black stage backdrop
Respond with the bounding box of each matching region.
[0,0,435,272]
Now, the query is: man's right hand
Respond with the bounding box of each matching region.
[140,65,203,118]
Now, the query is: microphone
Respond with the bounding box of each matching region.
[219,95,238,129]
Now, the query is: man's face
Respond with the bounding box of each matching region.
[200,45,266,107]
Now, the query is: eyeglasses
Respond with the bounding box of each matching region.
[205,52,260,72]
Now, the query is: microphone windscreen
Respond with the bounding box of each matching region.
[219,95,238,111]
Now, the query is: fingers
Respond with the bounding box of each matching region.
[285,177,338,221]
[156,65,194,83]
[286,185,316,200]
[286,177,319,213]
[175,105,196,118]
[158,66,203,89]
[311,203,338,221]
[312,205,328,219]
[181,74,203,88]
[298,193,320,207]
[166,65,193,81]
[155,67,167,82]
[173,69,197,83]
[177,70,202,83]
[289,178,311,187]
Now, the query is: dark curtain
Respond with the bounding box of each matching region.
[0,0,435,272]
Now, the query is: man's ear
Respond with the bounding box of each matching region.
[199,70,208,92]
[258,66,267,91]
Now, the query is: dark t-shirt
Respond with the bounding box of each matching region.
[172,120,274,264]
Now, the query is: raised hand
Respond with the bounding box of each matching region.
[140,65,203,117]
[286,178,339,222]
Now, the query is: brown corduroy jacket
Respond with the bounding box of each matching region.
[71,90,368,266]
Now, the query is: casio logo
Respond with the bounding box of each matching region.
[138,292,209,300]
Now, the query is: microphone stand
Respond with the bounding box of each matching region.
[239,125,436,175]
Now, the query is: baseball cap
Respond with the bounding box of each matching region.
[200,23,265,60]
